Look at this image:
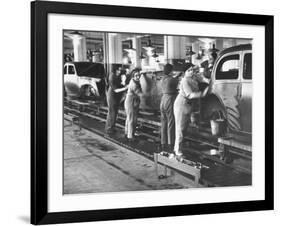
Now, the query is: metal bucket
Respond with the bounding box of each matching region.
[210,119,226,136]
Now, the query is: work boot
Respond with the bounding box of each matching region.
[168,153,175,159]
[175,151,184,162]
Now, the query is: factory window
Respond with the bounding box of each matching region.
[68,65,75,74]
[243,53,252,80]
[216,54,240,80]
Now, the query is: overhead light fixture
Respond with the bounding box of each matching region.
[200,48,205,57]
[143,37,155,53]
[196,54,202,60]
[151,51,160,63]
[185,46,196,56]
[152,51,159,58]
[209,44,219,52]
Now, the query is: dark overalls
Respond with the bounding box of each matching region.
[105,72,123,133]
[160,74,178,151]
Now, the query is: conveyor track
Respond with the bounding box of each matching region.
[64,98,252,187]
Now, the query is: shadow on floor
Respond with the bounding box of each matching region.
[18,216,30,224]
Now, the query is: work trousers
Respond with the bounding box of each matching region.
[160,94,176,146]
[124,94,140,139]
[173,94,193,155]
[105,89,121,133]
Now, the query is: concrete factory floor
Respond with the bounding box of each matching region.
[63,120,196,194]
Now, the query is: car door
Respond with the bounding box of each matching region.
[212,51,242,132]
[64,64,79,96]
[239,51,252,134]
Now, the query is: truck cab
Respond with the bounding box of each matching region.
[64,62,105,99]
[63,62,105,99]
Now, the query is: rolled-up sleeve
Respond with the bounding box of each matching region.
[180,77,199,98]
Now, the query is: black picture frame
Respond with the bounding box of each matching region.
[31,0,274,224]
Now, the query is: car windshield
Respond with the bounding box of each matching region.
[74,62,105,78]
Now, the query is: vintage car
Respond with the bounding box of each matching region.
[201,44,252,135]
[64,62,105,99]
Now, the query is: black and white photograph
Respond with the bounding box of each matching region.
[63,30,253,194]
[28,1,274,224]
[0,0,278,224]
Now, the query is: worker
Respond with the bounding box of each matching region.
[160,64,178,153]
[172,63,209,160]
[105,66,128,135]
[124,68,142,142]
[120,68,131,103]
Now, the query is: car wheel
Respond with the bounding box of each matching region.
[79,85,93,99]
[201,95,228,132]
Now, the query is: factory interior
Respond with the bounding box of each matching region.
[63,30,252,194]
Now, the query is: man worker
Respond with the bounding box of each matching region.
[172,63,209,160]
[160,63,178,153]
[105,66,128,135]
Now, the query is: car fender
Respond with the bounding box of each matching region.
[205,89,242,131]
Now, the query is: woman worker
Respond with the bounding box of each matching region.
[105,67,128,135]
[124,68,142,142]
[160,63,178,153]
[172,63,209,160]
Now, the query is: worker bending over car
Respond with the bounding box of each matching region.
[172,63,209,161]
